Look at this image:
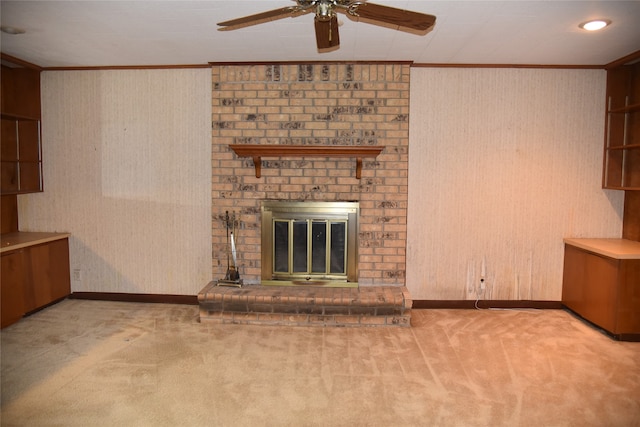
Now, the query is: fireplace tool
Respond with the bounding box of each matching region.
[217,210,243,287]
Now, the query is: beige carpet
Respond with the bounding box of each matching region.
[1,299,639,426]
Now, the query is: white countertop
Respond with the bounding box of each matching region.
[1,232,71,253]
[564,238,640,260]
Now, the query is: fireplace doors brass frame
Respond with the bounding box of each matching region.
[261,201,359,283]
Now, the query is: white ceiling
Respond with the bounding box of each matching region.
[1,1,639,68]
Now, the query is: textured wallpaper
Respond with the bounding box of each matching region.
[18,69,212,295]
[17,66,624,299]
[407,68,624,300]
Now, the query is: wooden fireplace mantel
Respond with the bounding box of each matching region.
[229,144,384,179]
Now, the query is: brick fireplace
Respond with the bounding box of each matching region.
[210,62,410,287]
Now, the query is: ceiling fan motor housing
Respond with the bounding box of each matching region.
[316,0,336,21]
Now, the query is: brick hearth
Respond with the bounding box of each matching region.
[198,283,412,327]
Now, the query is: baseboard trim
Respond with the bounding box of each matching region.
[412,300,563,310]
[67,294,562,310]
[614,333,640,342]
[563,306,640,342]
[69,292,198,305]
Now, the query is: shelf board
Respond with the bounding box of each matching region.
[608,102,640,114]
[607,143,640,151]
[603,185,640,191]
[229,144,384,179]
[1,113,40,121]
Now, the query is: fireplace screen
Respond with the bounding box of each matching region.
[262,201,358,283]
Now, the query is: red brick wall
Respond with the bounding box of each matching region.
[211,63,409,286]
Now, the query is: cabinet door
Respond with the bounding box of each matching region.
[616,260,640,334]
[1,250,26,328]
[562,245,620,333]
[0,65,41,119]
[562,244,587,308]
[23,239,71,312]
[583,253,620,332]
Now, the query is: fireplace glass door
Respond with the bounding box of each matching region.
[262,201,358,283]
[273,219,347,277]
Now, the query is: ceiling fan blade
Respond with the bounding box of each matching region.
[314,15,340,51]
[347,2,436,33]
[217,6,304,30]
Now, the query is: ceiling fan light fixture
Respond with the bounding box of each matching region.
[579,19,611,31]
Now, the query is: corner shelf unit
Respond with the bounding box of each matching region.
[603,51,640,191]
[229,144,384,179]
[1,56,43,195]
[1,113,43,194]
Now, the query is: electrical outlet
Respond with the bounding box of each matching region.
[480,278,486,291]
[73,269,82,281]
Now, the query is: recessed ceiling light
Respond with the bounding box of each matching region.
[0,26,26,35]
[579,19,611,31]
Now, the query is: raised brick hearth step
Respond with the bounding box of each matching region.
[198,282,412,327]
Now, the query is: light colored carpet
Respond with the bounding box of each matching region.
[1,299,639,426]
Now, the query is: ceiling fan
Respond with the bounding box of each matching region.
[217,0,436,52]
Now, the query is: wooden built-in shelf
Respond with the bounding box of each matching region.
[603,53,640,191]
[608,103,640,114]
[607,143,640,150]
[229,144,384,179]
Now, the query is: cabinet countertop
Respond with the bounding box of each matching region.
[563,238,640,260]
[1,232,71,253]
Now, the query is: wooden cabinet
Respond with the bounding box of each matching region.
[1,235,71,328]
[562,240,640,341]
[23,239,71,311]
[603,52,640,190]
[0,65,41,119]
[0,60,43,195]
